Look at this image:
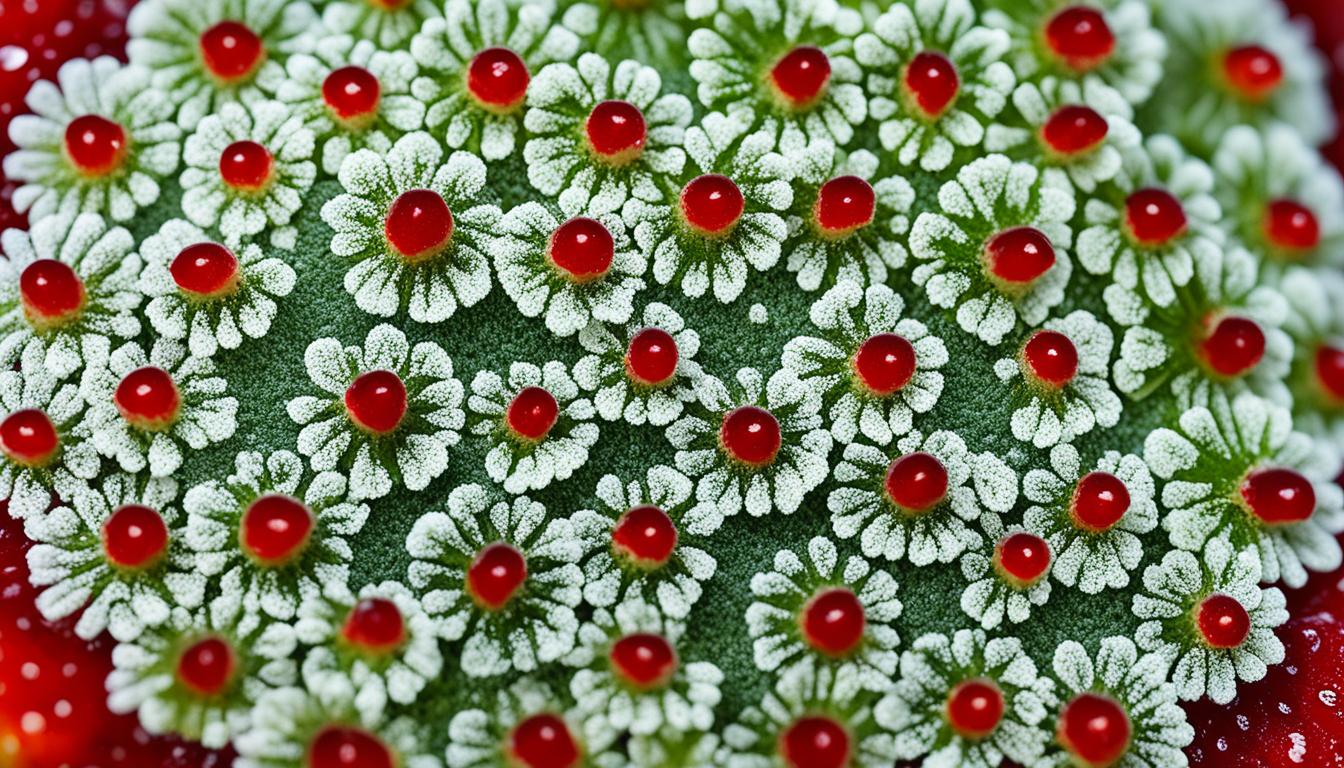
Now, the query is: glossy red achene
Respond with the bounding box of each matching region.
[1071,471,1131,533]
[1022,329,1079,388]
[322,66,381,125]
[625,328,679,387]
[983,227,1056,286]
[466,47,530,113]
[1262,199,1320,253]
[1057,692,1132,767]
[506,386,559,442]
[114,367,181,431]
[170,242,240,298]
[884,451,949,513]
[814,175,875,237]
[1198,316,1265,378]
[19,259,85,327]
[609,633,678,690]
[102,504,169,570]
[770,46,831,109]
[1240,467,1316,525]
[64,114,128,176]
[1041,105,1108,156]
[548,217,614,282]
[508,714,581,768]
[1316,345,1344,402]
[1196,593,1252,649]
[175,636,236,697]
[384,189,454,261]
[801,587,866,657]
[993,531,1051,588]
[344,369,408,436]
[199,21,265,84]
[218,140,274,192]
[719,406,782,468]
[0,409,59,467]
[1044,6,1115,72]
[779,716,851,768]
[1123,188,1187,246]
[611,505,678,567]
[240,494,315,566]
[1222,45,1284,101]
[946,679,1005,740]
[308,726,396,768]
[852,333,917,397]
[680,174,745,236]
[341,597,407,655]
[466,542,528,610]
[585,100,646,164]
[903,51,959,119]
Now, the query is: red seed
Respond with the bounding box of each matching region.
[719,406,781,468]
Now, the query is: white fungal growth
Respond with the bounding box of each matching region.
[573,303,704,427]
[321,0,442,50]
[958,513,1053,630]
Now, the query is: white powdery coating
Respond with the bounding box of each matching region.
[570,465,719,618]
[666,367,832,518]
[412,0,579,161]
[322,0,442,50]
[1131,536,1287,705]
[183,449,368,634]
[745,536,901,688]
[562,0,691,66]
[689,0,866,154]
[622,112,792,303]
[958,512,1053,630]
[525,53,691,214]
[287,323,464,500]
[1042,637,1193,768]
[467,360,599,494]
[828,429,1017,565]
[137,219,296,358]
[4,57,181,223]
[445,679,583,768]
[784,281,947,446]
[909,154,1076,345]
[1143,389,1344,588]
[564,596,723,745]
[573,302,703,427]
[1001,309,1122,448]
[24,473,204,642]
[127,0,316,129]
[0,339,100,519]
[1023,443,1157,594]
[79,336,239,477]
[0,211,142,378]
[405,484,586,677]
[320,131,500,323]
[876,628,1055,768]
[855,0,1014,171]
[494,198,646,338]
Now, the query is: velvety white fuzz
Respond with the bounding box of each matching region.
[719,664,896,768]
[524,53,691,214]
[446,679,605,767]
[411,0,578,161]
[320,0,441,50]
[1279,267,1344,450]
[183,450,369,634]
[295,580,444,726]
[495,197,646,338]
[1212,123,1344,271]
[986,76,1142,193]
[1144,389,1344,588]
[4,57,180,223]
[666,367,831,517]
[107,601,298,749]
[995,310,1122,448]
[784,281,947,446]
[909,155,1076,345]
[236,684,440,768]
[855,0,1014,171]
[564,596,723,745]
[467,360,599,494]
[958,513,1053,630]
[1147,0,1333,154]
[287,324,464,499]
[828,430,1017,565]
[782,140,915,290]
[137,219,296,358]
[0,212,141,378]
[79,337,238,477]
[689,0,866,154]
[1023,443,1157,593]
[405,484,587,677]
[1132,537,1288,704]
[1077,135,1224,319]
[573,302,703,427]
[570,466,719,618]
[746,536,902,687]
[127,0,316,129]
[562,0,690,65]
[0,339,100,519]
[320,131,500,322]
[276,36,424,176]
[877,629,1055,768]
[983,0,1166,107]
[24,474,203,641]
[1040,638,1193,768]
[622,112,792,302]
[180,100,316,249]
